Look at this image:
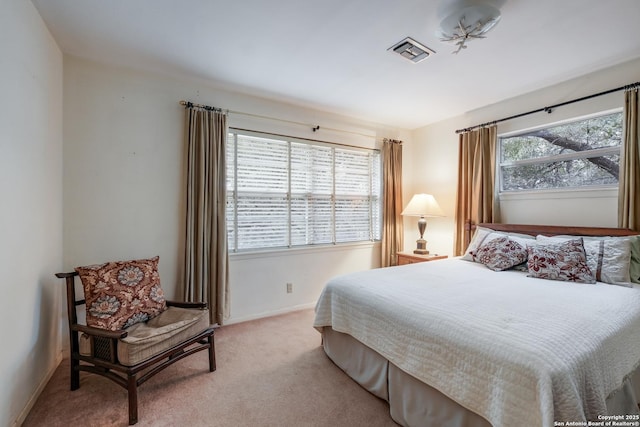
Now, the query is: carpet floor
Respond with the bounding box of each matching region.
[23,309,398,427]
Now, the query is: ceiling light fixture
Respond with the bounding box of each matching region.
[437,2,501,54]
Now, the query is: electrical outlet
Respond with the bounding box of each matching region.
[286,283,293,293]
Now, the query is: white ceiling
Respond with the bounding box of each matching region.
[32,0,640,129]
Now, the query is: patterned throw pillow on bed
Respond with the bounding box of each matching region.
[470,236,528,271]
[526,239,595,284]
[75,256,167,331]
[537,234,633,287]
[462,227,535,262]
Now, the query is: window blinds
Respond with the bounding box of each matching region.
[227,131,381,252]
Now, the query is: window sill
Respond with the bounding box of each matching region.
[499,186,618,201]
[229,240,381,261]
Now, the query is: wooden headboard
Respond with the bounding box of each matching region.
[464,220,639,249]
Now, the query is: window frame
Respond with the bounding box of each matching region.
[497,109,623,194]
[226,128,382,253]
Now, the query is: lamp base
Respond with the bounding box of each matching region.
[414,239,429,255]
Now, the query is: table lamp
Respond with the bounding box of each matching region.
[401,193,444,254]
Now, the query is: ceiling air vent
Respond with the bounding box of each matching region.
[388,37,435,63]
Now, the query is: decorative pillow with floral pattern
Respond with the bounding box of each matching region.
[526,239,595,284]
[469,236,528,271]
[462,227,535,262]
[75,256,167,330]
[536,234,633,287]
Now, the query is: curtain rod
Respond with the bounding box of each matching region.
[455,81,640,134]
[179,100,377,139]
[179,100,226,112]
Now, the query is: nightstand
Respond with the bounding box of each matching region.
[396,252,448,265]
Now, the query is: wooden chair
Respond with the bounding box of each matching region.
[56,271,216,425]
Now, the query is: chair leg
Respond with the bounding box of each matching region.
[70,357,80,391]
[127,374,138,425]
[208,333,216,372]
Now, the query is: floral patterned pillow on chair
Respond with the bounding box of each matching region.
[75,256,167,331]
[470,236,528,271]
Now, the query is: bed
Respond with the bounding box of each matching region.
[314,223,640,427]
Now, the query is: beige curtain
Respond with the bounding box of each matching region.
[619,89,640,231]
[183,106,229,325]
[381,139,403,267]
[453,125,500,256]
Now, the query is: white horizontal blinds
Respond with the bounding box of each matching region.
[335,148,377,242]
[370,153,382,240]
[290,143,333,245]
[235,134,289,250]
[226,132,236,250]
[227,129,381,251]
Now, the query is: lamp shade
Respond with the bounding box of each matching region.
[401,194,444,217]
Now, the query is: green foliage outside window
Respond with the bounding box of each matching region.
[500,112,622,191]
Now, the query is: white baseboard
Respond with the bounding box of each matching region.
[12,350,64,427]
[225,302,316,325]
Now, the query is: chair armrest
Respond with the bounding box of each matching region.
[166,300,208,309]
[72,324,128,339]
[55,271,79,278]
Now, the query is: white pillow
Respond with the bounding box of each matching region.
[536,235,632,287]
[463,227,535,262]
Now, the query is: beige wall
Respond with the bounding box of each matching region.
[406,58,640,256]
[63,55,409,324]
[0,1,63,426]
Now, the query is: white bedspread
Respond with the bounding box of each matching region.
[313,258,640,427]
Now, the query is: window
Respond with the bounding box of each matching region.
[226,130,381,252]
[499,111,622,192]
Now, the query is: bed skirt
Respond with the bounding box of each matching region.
[322,327,640,427]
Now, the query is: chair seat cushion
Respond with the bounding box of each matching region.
[80,306,211,366]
